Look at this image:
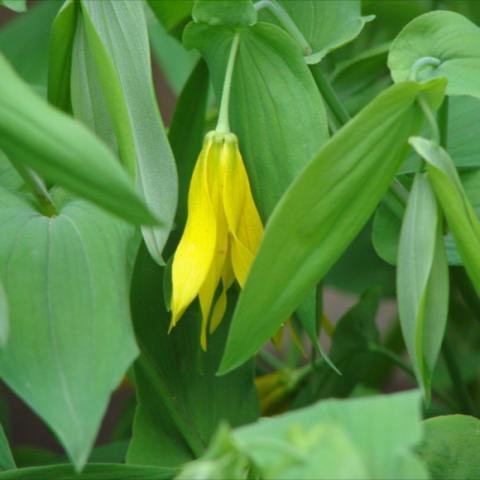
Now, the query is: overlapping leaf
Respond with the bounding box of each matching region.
[219,79,446,374]
[0,188,138,469]
[396,173,449,401]
[0,54,156,225]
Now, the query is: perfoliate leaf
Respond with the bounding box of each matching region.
[0,188,138,469]
[258,0,373,63]
[410,137,480,294]
[396,173,449,401]
[219,79,446,375]
[73,0,178,263]
[183,20,329,219]
[389,11,480,98]
[0,53,157,226]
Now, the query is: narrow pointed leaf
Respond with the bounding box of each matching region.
[0,188,138,469]
[397,173,449,401]
[0,0,25,13]
[0,425,14,471]
[73,0,178,263]
[219,79,446,374]
[389,11,480,98]
[410,137,480,294]
[0,54,157,225]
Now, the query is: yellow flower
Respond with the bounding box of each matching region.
[170,131,263,350]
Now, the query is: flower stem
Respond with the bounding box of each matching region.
[216,33,240,134]
[254,0,311,56]
[9,157,57,217]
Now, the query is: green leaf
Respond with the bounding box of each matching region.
[126,245,259,468]
[72,0,178,263]
[397,173,449,401]
[0,0,61,87]
[0,0,25,13]
[48,0,78,110]
[418,415,480,479]
[193,0,256,27]
[233,391,427,479]
[0,54,157,226]
[0,188,138,469]
[218,79,446,374]
[0,152,21,191]
[0,463,175,480]
[389,11,480,98]
[410,137,480,294]
[258,0,373,63]
[293,289,381,407]
[0,425,15,471]
[183,21,329,219]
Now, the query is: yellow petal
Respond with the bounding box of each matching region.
[170,141,216,329]
[223,138,263,287]
[209,253,235,334]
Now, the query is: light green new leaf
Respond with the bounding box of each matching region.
[0,54,156,225]
[0,0,25,13]
[410,137,480,294]
[0,188,139,469]
[73,0,178,264]
[234,391,427,479]
[193,0,256,27]
[258,0,373,63]
[397,173,449,402]
[0,463,175,480]
[389,11,480,98]
[184,21,329,219]
[418,415,480,479]
[219,79,446,374]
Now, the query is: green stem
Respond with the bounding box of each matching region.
[254,0,311,56]
[9,159,57,216]
[439,96,449,149]
[216,33,240,134]
[258,349,284,370]
[442,336,477,416]
[309,64,350,126]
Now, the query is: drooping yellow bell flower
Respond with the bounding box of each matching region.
[170,131,263,350]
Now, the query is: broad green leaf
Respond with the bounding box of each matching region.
[48,0,78,110]
[418,415,480,479]
[0,425,15,471]
[0,54,156,225]
[410,137,480,294]
[258,0,373,63]
[234,391,427,479]
[0,464,175,480]
[0,0,61,87]
[397,173,449,401]
[219,79,446,374]
[0,0,25,13]
[0,188,138,469]
[184,21,329,219]
[0,152,21,191]
[193,0,256,27]
[389,11,480,98]
[73,0,178,263]
[293,289,380,408]
[126,245,259,468]
[146,0,193,39]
